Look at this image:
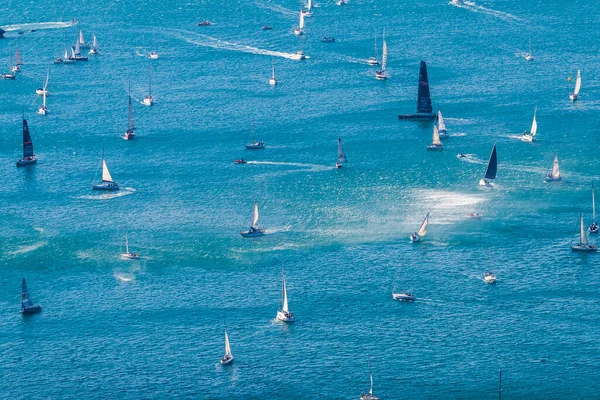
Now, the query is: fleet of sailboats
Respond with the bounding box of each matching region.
[571,212,597,252]
[570,70,581,101]
[479,144,498,187]
[240,201,265,237]
[336,137,347,168]
[276,263,295,322]
[410,212,429,243]
[16,115,37,167]
[374,30,387,80]
[521,108,537,142]
[544,155,561,182]
[92,150,120,191]
[21,278,42,315]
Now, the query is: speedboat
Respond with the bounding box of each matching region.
[467,213,482,219]
[392,292,415,302]
[427,143,442,151]
[262,25,273,30]
[450,0,463,4]
[321,37,335,43]
[197,20,212,26]
[2,72,16,80]
[366,57,378,66]
[149,51,159,59]
[292,50,306,60]
[234,159,247,164]
[484,272,497,284]
[457,153,466,158]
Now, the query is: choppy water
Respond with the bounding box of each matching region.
[1,0,600,398]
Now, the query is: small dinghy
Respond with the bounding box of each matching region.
[120,231,140,260]
[21,278,42,314]
[571,212,597,252]
[245,122,264,149]
[220,330,234,365]
[375,30,387,80]
[427,125,443,151]
[410,212,429,243]
[240,201,265,237]
[335,137,347,168]
[479,144,497,188]
[123,90,136,140]
[521,108,537,142]
[589,183,598,234]
[570,70,581,102]
[276,263,295,322]
[92,150,120,191]
[437,109,449,139]
[16,115,37,167]
[544,155,562,182]
[360,367,380,400]
[484,272,497,284]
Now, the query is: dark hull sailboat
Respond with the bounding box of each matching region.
[17,117,37,167]
[21,278,42,315]
[398,61,436,120]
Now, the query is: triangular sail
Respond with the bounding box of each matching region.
[92,35,97,49]
[370,372,373,395]
[271,58,275,80]
[251,202,259,229]
[299,9,305,29]
[530,109,537,136]
[484,144,497,180]
[22,118,34,158]
[307,0,312,10]
[42,90,47,107]
[432,125,441,145]
[128,95,135,130]
[381,37,387,72]
[74,38,80,55]
[574,70,581,95]
[125,232,129,253]
[417,213,429,236]
[224,330,231,355]
[551,155,560,179]
[79,30,85,45]
[15,47,22,65]
[579,213,588,245]
[337,138,347,163]
[102,159,114,182]
[437,110,446,131]
[21,278,33,308]
[281,266,289,313]
[417,61,433,114]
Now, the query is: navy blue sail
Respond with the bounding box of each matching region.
[22,118,34,158]
[484,144,497,180]
[417,61,433,114]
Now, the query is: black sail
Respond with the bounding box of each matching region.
[417,61,433,114]
[22,118,34,158]
[484,144,497,180]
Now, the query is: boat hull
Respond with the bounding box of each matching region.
[220,356,234,365]
[393,293,415,301]
[521,134,534,142]
[121,253,141,260]
[398,113,436,120]
[92,183,120,191]
[438,132,449,139]
[245,145,264,150]
[410,234,420,243]
[240,229,264,238]
[479,179,494,188]
[544,176,562,182]
[571,245,597,252]
[276,311,295,322]
[17,157,37,167]
[22,305,42,315]
[269,79,277,86]
[427,144,443,151]
[570,94,577,102]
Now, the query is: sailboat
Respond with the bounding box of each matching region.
[143,71,154,106]
[123,90,136,140]
[21,278,42,315]
[2,53,16,80]
[12,46,22,72]
[392,276,415,301]
[521,108,537,142]
[410,212,429,243]
[89,34,99,55]
[366,34,379,66]
[398,61,435,119]
[427,125,443,151]
[589,183,599,233]
[335,137,347,168]
[36,68,50,95]
[360,367,380,400]
[301,0,312,17]
[240,201,265,237]
[336,0,347,5]
[570,70,581,101]
[37,68,49,116]
[276,263,295,322]
[92,150,120,191]
[220,330,234,365]
[70,39,88,61]
[294,8,305,35]
[498,368,503,400]
[525,38,534,61]
[245,122,264,149]
[149,31,159,59]
[479,144,497,187]
[437,109,449,139]
[571,212,597,252]
[76,29,90,49]
[375,30,387,80]
[544,155,562,182]
[269,57,277,86]
[120,230,141,260]
[16,115,37,167]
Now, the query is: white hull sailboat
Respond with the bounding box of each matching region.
[335,137,347,168]
[484,272,497,284]
[89,34,99,55]
[366,34,379,66]
[92,150,120,191]
[143,71,154,106]
[375,30,387,80]
[522,108,537,142]
[571,212,597,252]
[570,70,581,101]
[427,125,443,150]
[37,68,49,115]
[544,155,562,182]
[410,212,429,243]
[294,8,305,35]
[240,201,265,237]
[360,368,380,400]
[123,90,136,140]
[245,122,264,149]
[479,144,497,187]
[220,330,234,365]
[150,31,159,59]
[269,57,277,86]
[276,263,295,322]
[437,109,449,139]
[525,38,534,61]
[590,183,599,234]
[120,231,140,260]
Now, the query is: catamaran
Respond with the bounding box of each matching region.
[366,34,379,66]
[21,278,42,315]
[570,70,581,101]
[92,150,120,191]
[245,122,264,149]
[120,231,141,260]
[294,8,305,35]
[375,30,387,80]
[360,368,380,400]
[590,183,599,234]
[398,61,435,119]
[276,263,295,322]
[479,144,497,188]
[240,201,265,237]
[525,38,534,61]
[544,155,561,182]
[269,57,277,86]
[220,330,234,365]
[89,34,99,55]
[571,212,597,252]
[16,116,37,167]
[336,137,347,168]
[410,212,429,243]
[143,71,154,106]
[123,91,136,140]
[150,32,159,59]
[522,108,537,142]
[437,109,449,139]
[427,125,443,151]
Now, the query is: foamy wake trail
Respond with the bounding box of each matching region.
[450,1,521,21]
[459,155,485,165]
[9,241,48,256]
[254,1,296,16]
[1,21,75,32]
[114,272,135,282]
[78,188,136,200]
[163,29,309,60]
[247,160,331,172]
[410,189,487,224]
[265,225,292,234]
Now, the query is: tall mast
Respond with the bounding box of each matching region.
[593,183,596,222]
[498,368,502,400]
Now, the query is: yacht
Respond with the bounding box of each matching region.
[571,212,597,252]
[410,213,429,243]
[427,125,443,150]
[570,70,581,101]
[220,330,234,365]
[275,263,295,322]
[392,292,415,302]
[484,272,497,284]
[245,122,264,149]
[92,151,120,191]
[521,108,537,142]
[21,279,42,315]
[544,155,561,182]
[16,116,37,167]
[120,231,141,260]
[479,144,497,188]
[240,202,265,237]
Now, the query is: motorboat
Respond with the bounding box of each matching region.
[240,202,265,237]
[291,50,306,60]
[467,213,482,219]
[234,159,247,164]
[336,0,347,5]
[321,37,335,42]
[392,292,415,302]
[197,20,212,26]
[16,116,37,167]
[21,279,42,315]
[571,212,597,252]
[484,272,497,284]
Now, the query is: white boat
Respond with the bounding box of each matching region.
[77,29,90,49]
[590,183,599,234]
[571,212,597,252]
[220,330,234,365]
[291,50,306,61]
[150,32,159,59]
[89,34,99,55]
[570,70,581,101]
[437,109,449,139]
[335,137,347,168]
[392,292,415,301]
[143,71,154,106]
[479,144,497,187]
[336,0,347,5]
[276,263,295,322]
[410,212,429,243]
[484,272,497,284]
[521,108,537,142]
[92,151,120,191]
[37,68,49,116]
[525,38,534,61]
[375,30,387,80]
[240,201,265,237]
[294,8,305,35]
[427,125,443,151]
[306,0,313,10]
[451,0,464,4]
[123,91,136,140]
[360,369,380,400]
[366,34,379,65]
[544,155,562,182]
[245,122,264,149]
[269,57,277,86]
[120,231,140,260]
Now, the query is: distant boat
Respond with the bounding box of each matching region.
[375,30,387,80]
[525,38,534,61]
[360,367,380,400]
[521,108,537,142]
[294,8,305,35]
[70,39,88,61]
[451,0,464,4]
[234,159,247,164]
[366,34,379,65]
[410,212,429,243]
[336,0,347,5]
[2,52,16,80]
[479,144,497,188]
[306,0,313,11]
[149,31,159,59]
[89,34,99,55]
[392,292,415,301]
[92,150,120,191]
[571,212,597,252]
[21,278,42,315]
[13,46,22,72]
[291,50,306,60]
[269,57,277,86]
[276,262,295,322]
[498,368,503,400]
[240,201,265,237]
[544,155,561,182]
[120,230,140,260]
[16,115,37,167]
[570,70,581,101]
[398,61,435,119]
[261,25,273,31]
[437,109,449,139]
[335,137,347,168]
[220,329,234,365]
[37,68,49,116]
[245,122,264,149]
[76,29,90,49]
[123,90,136,140]
[427,125,443,151]
[321,37,335,42]
[589,183,599,234]
[36,68,50,95]
[197,20,212,26]
[484,271,497,284]
[55,42,76,64]
[143,71,154,106]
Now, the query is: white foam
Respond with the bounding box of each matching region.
[9,241,48,256]
[247,160,331,172]
[78,187,136,200]
[114,272,135,282]
[450,1,521,21]
[1,21,75,32]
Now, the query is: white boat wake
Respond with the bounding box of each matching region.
[163,29,310,60]
[1,21,76,32]
[114,272,136,282]
[458,155,485,165]
[450,1,521,22]
[78,187,136,200]
[247,160,331,172]
[9,241,48,256]
[254,1,296,16]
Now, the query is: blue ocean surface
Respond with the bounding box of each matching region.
[1,0,600,398]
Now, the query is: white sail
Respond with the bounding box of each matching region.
[92,35,97,49]
[417,213,429,236]
[432,125,441,145]
[102,159,114,182]
[381,38,387,72]
[551,155,560,179]
[369,373,373,395]
[15,47,22,65]
[43,68,49,90]
[307,0,312,10]
[437,110,446,131]
[42,91,46,107]
[251,202,259,229]
[74,38,81,55]
[125,232,130,253]
[282,269,289,313]
[530,109,537,136]
[574,70,581,95]
[79,30,85,45]
[299,10,305,29]
[580,213,588,245]
[224,330,231,355]
[271,58,275,80]
[337,138,347,163]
